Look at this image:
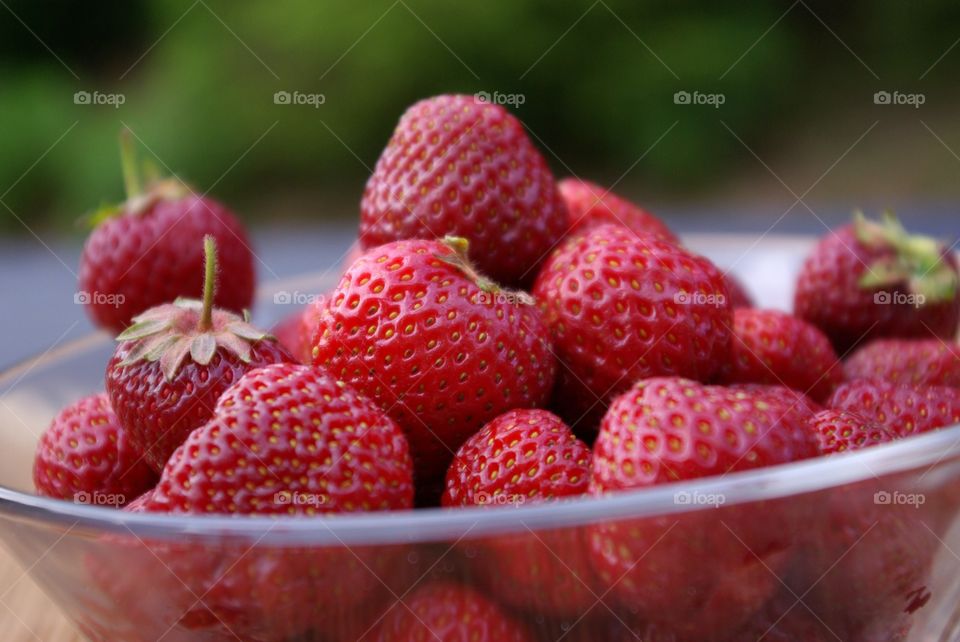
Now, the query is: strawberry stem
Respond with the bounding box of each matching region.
[119,128,142,198]
[199,235,217,331]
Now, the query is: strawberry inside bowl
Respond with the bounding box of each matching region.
[2,235,960,642]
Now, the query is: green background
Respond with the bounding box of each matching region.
[2,0,959,234]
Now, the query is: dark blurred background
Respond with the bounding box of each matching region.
[2,0,960,235]
[2,0,960,366]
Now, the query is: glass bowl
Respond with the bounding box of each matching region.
[1,235,960,642]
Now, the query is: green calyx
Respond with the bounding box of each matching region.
[436,236,534,305]
[855,211,958,303]
[115,236,268,380]
[80,128,191,229]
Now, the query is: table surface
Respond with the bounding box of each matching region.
[0,552,79,641]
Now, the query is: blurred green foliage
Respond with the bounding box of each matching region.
[2,0,960,232]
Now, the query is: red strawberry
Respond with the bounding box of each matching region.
[33,392,156,506]
[311,237,556,483]
[272,296,326,363]
[148,362,413,513]
[845,338,960,388]
[558,178,678,244]
[106,237,291,471]
[532,223,731,433]
[827,380,960,437]
[122,488,155,513]
[442,409,595,616]
[810,409,896,454]
[589,378,818,639]
[371,582,532,642]
[78,130,254,333]
[592,378,818,490]
[359,94,567,287]
[719,308,842,402]
[794,212,959,353]
[797,476,938,642]
[442,408,590,506]
[141,362,413,640]
[728,383,824,418]
[724,273,754,309]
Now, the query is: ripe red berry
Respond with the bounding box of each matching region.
[359,94,567,287]
[272,297,326,364]
[810,409,896,454]
[592,378,818,491]
[728,383,824,418]
[589,378,818,639]
[33,392,156,506]
[827,380,960,437]
[442,409,596,616]
[558,177,678,243]
[795,212,959,352]
[442,408,590,506]
[311,237,556,483]
[148,362,414,514]
[719,308,842,402]
[371,582,532,642]
[533,223,731,432]
[78,131,253,333]
[106,237,291,471]
[844,338,960,388]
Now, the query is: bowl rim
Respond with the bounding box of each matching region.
[1,425,959,545]
[3,251,960,546]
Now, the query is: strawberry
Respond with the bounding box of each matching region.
[139,362,413,640]
[718,308,842,402]
[272,296,326,363]
[442,409,595,616]
[359,94,567,287]
[33,392,156,506]
[592,378,818,490]
[794,212,959,353]
[148,362,413,513]
[370,582,532,642]
[724,273,754,309]
[78,130,254,333]
[311,237,556,483]
[728,383,824,418]
[105,236,292,471]
[589,378,818,639]
[797,475,938,641]
[558,177,678,244]
[844,337,960,388]
[827,380,960,437]
[442,408,590,506]
[532,223,731,433]
[810,409,896,454]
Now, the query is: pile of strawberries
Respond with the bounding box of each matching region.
[33,94,960,641]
